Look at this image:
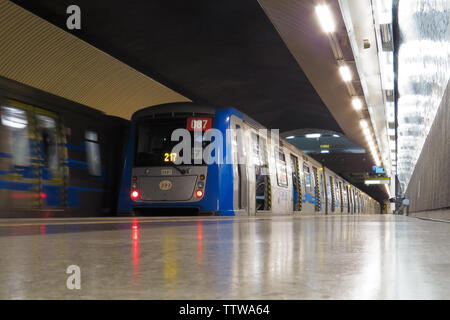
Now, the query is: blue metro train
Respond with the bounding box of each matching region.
[118,102,380,216]
[0,77,128,217]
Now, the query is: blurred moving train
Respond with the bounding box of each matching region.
[118,103,380,216]
[0,77,128,217]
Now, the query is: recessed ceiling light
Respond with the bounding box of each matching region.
[315,4,335,33]
[363,127,371,136]
[360,120,368,128]
[305,133,321,138]
[339,65,352,82]
[352,97,363,110]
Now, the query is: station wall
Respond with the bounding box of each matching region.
[405,81,450,218]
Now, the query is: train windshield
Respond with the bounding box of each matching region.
[134,117,211,167]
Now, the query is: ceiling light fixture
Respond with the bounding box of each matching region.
[339,65,352,82]
[363,127,371,136]
[352,97,362,110]
[360,120,368,129]
[305,133,321,138]
[315,4,335,33]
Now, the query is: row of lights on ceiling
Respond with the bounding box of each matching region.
[286,133,339,139]
[315,2,381,167]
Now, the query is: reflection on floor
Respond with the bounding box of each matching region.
[0,214,449,299]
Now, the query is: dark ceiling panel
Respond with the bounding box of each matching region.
[12,0,342,133]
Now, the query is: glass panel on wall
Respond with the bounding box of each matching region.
[397,0,450,190]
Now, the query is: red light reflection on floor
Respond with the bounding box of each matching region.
[131,218,140,279]
[197,221,203,262]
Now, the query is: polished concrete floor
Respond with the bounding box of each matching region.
[0,214,450,299]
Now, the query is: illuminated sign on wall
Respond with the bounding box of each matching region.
[364,177,390,185]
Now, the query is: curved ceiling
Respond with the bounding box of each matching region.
[11,0,342,133]
[0,0,190,119]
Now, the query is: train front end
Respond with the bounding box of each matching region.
[117,103,223,215]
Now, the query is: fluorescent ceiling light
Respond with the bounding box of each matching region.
[365,180,381,185]
[363,127,371,136]
[333,134,339,137]
[305,133,321,138]
[321,150,330,154]
[352,97,362,110]
[360,120,368,128]
[364,179,389,185]
[339,65,352,82]
[315,4,335,33]
[285,136,295,139]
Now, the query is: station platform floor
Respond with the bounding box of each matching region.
[0,214,449,299]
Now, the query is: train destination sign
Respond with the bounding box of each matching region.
[186,117,213,131]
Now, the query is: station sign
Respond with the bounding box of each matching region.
[364,176,390,185]
[372,166,386,174]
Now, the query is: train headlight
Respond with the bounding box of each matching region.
[131,182,137,189]
[131,190,140,200]
[197,181,204,188]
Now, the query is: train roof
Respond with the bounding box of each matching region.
[132,102,217,119]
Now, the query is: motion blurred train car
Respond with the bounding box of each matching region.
[118,102,380,216]
[0,77,128,217]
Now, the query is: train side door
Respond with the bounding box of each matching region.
[251,132,270,213]
[323,170,329,214]
[290,154,301,212]
[0,103,36,213]
[230,116,248,215]
[312,167,321,212]
[329,176,334,213]
[34,109,67,211]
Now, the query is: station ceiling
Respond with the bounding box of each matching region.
[11,0,342,134]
